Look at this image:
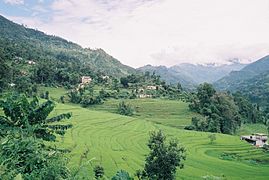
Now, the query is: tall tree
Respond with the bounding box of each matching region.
[140,130,186,180]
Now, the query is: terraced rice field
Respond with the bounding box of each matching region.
[52,100,269,179]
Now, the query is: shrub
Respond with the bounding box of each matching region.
[117,101,134,116]
[112,170,133,180]
[93,165,104,179]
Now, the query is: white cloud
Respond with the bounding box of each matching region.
[4,0,24,5]
[5,0,269,67]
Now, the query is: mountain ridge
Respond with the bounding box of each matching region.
[138,62,246,89]
[214,55,269,91]
[0,15,136,78]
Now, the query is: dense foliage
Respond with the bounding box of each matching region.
[0,94,72,179]
[187,83,265,134]
[214,55,269,91]
[0,15,136,93]
[111,170,134,180]
[0,94,72,141]
[137,130,186,180]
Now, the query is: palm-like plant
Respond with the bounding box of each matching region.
[0,94,72,141]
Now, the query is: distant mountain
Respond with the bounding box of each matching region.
[171,62,246,84]
[137,65,196,89]
[230,71,269,106]
[214,55,269,90]
[138,62,246,89]
[0,15,135,78]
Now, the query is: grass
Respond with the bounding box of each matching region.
[32,87,269,179]
[90,98,196,129]
[236,123,268,136]
[50,101,269,179]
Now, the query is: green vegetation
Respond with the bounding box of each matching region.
[50,101,269,179]
[94,165,105,179]
[0,94,71,179]
[1,14,269,180]
[214,55,269,91]
[138,130,186,180]
[187,83,266,134]
[90,98,194,129]
[112,170,133,180]
[117,101,134,116]
[208,134,216,144]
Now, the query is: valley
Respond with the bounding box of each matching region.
[47,91,269,179]
[1,11,269,180]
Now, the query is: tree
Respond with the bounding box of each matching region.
[0,94,72,141]
[117,101,134,116]
[0,94,71,179]
[208,134,216,144]
[93,165,104,179]
[142,130,186,180]
[120,77,129,88]
[112,170,133,180]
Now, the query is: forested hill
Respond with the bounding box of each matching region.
[0,15,136,78]
[214,55,269,90]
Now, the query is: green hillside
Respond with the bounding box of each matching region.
[51,100,269,179]
[214,55,269,91]
[0,15,136,80]
[230,71,269,106]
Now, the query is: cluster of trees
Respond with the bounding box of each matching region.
[186,83,266,134]
[67,85,109,107]
[120,72,162,88]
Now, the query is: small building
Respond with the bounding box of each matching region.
[138,88,144,93]
[240,133,268,147]
[138,94,152,98]
[81,76,92,84]
[27,60,36,65]
[9,83,16,87]
[146,85,157,90]
[101,75,110,80]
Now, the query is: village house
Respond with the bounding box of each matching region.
[138,94,152,98]
[146,85,157,90]
[101,75,110,80]
[27,60,36,65]
[81,76,92,84]
[240,133,268,147]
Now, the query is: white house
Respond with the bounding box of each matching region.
[81,76,92,84]
[27,60,36,65]
[241,133,268,147]
[146,85,157,90]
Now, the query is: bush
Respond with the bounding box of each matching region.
[117,101,134,116]
[93,165,104,179]
[112,170,133,180]
[81,95,103,107]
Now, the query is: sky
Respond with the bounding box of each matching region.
[1,0,269,68]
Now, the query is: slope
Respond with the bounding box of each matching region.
[214,55,269,91]
[137,65,197,89]
[0,15,135,78]
[52,101,269,179]
[171,62,246,84]
[138,62,246,89]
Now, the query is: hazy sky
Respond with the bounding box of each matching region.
[1,0,269,67]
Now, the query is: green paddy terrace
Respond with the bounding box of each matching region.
[49,96,269,179]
